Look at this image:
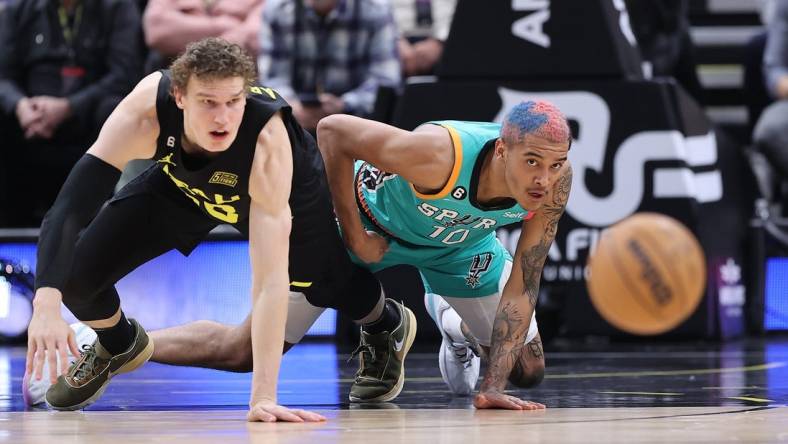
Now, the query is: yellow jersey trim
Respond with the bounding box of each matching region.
[411,124,463,200]
[290,281,313,288]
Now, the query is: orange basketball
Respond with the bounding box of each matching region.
[585,212,707,335]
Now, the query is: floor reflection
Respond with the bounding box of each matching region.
[1,337,786,412]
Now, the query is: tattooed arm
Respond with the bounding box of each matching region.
[474,164,572,410]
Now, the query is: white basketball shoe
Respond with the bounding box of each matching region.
[431,296,480,396]
[22,322,97,406]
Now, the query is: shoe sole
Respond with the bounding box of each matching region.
[438,340,478,396]
[434,297,477,396]
[46,337,155,411]
[349,307,418,403]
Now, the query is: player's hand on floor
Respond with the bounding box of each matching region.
[473,390,545,410]
[26,310,81,384]
[349,230,389,264]
[247,401,327,423]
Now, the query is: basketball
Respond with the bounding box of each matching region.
[585,212,707,335]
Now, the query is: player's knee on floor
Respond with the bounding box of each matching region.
[225,352,253,373]
[220,325,254,372]
[508,359,545,388]
[224,341,295,373]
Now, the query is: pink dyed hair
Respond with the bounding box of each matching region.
[500,100,571,147]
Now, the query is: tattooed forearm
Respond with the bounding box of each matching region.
[521,242,549,306]
[521,166,572,306]
[480,167,571,393]
[550,166,572,212]
[543,165,572,237]
[480,301,527,391]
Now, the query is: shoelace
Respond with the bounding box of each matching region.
[348,342,376,365]
[449,341,478,369]
[349,342,381,380]
[68,343,100,382]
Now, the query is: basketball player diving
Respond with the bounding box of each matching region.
[23,38,412,422]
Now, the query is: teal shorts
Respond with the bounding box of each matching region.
[348,216,512,297]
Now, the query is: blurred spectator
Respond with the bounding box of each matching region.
[143,0,264,72]
[742,4,771,136]
[762,0,788,102]
[258,0,401,132]
[625,0,704,103]
[0,0,143,227]
[760,0,777,27]
[753,0,788,178]
[392,0,455,77]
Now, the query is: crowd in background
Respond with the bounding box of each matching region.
[0,0,456,227]
[0,0,785,228]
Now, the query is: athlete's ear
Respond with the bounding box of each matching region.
[494,138,507,159]
[173,88,185,109]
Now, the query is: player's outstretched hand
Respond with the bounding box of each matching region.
[473,390,545,410]
[349,230,389,264]
[26,297,81,384]
[247,401,327,423]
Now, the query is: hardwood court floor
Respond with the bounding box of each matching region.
[1,337,787,443]
[4,407,786,444]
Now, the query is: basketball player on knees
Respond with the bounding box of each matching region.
[316,101,572,408]
[23,38,413,420]
[24,99,565,409]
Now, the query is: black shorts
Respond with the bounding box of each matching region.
[67,167,379,320]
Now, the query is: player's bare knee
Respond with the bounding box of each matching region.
[225,352,253,373]
[221,324,253,371]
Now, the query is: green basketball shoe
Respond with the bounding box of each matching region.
[349,299,417,402]
[46,318,154,410]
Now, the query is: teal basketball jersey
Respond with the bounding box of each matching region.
[355,120,531,248]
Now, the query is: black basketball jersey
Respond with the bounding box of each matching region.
[148,70,328,227]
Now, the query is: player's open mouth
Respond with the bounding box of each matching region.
[527,190,545,199]
[210,130,229,140]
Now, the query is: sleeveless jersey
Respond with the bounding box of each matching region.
[148,70,327,226]
[355,120,531,248]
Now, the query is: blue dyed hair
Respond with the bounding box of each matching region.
[500,100,571,147]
